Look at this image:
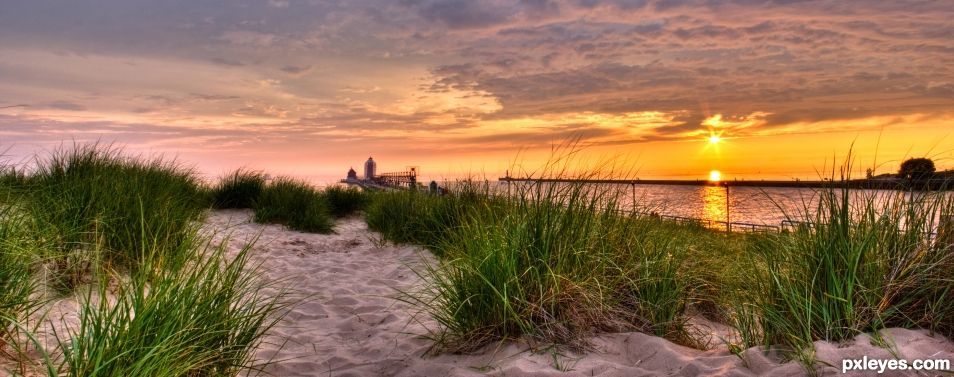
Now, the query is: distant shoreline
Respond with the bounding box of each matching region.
[498,177,953,190]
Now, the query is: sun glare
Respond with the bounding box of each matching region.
[708,135,721,144]
[709,170,722,182]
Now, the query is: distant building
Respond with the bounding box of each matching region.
[346,167,358,181]
[364,157,377,180]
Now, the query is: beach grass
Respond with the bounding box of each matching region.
[0,144,294,375]
[365,189,478,257]
[23,144,206,290]
[211,169,266,209]
[0,202,39,357]
[370,175,705,351]
[58,233,289,377]
[368,157,954,370]
[732,164,954,365]
[322,186,369,218]
[0,167,27,195]
[254,177,334,233]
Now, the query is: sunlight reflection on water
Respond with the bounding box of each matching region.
[493,181,951,228]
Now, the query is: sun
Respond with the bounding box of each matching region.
[709,170,722,182]
[708,134,721,144]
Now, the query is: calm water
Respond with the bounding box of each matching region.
[626,184,814,226]
[490,181,951,229]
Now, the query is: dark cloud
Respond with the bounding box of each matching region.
[43,101,87,111]
[280,65,312,75]
[210,57,244,66]
[404,0,515,29]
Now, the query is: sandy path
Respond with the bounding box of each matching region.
[204,210,954,377]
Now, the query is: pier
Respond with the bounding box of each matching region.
[340,156,419,190]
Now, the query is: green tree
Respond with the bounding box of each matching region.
[899,158,935,180]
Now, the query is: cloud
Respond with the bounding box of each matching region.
[404,0,515,29]
[218,31,278,47]
[280,65,312,75]
[1,0,953,166]
[210,57,245,66]
[42,101,87,111]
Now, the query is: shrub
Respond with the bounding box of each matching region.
[211,169,266,209]
[254,177,333,233]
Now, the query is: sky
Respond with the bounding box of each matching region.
[1,0,952,183]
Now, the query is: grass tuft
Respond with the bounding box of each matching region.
[254,177,334,233]
[23,144,206,290]
[0,202,39,357]
[373,174,699,351]
[59,232,290,376]
[322,186,369,218]
[733,160,954,366]
[211,169,266,209]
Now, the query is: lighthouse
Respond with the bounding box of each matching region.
[363,157,376,180]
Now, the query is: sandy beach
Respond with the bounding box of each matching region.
[6,0,954,372]
[2,208,952,376]
[201,210,954,377]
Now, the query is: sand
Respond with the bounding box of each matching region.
[204,210,954,377]
[3,210,952,376]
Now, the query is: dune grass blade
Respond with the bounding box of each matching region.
[59,232,290,377]
[322,186,369,218]
[24,144,205,290]
[364,189,481,257]
[0,202,39,360]
[211,169,266,209]
[254,177,333,233]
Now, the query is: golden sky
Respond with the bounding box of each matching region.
[1,1,952,183]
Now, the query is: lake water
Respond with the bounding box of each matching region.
[627,184,814,226]
[489,181,952,231]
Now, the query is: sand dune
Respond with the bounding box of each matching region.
[4,210,950,376]
[204,210,954,377]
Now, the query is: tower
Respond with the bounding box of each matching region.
[364,157,376,180]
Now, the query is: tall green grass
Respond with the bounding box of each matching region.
[0,145,292,375]
[364,189,482,256]
[372,177,701,351]
[370,160,954,366]
[24,145,205,289]
[322,186,369,218]
[734,165,954,365]
[0,167,27,195]
[0,202,39,356]
[254,177,333,233]
[58,233,289,377]
[211,169,266,209]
